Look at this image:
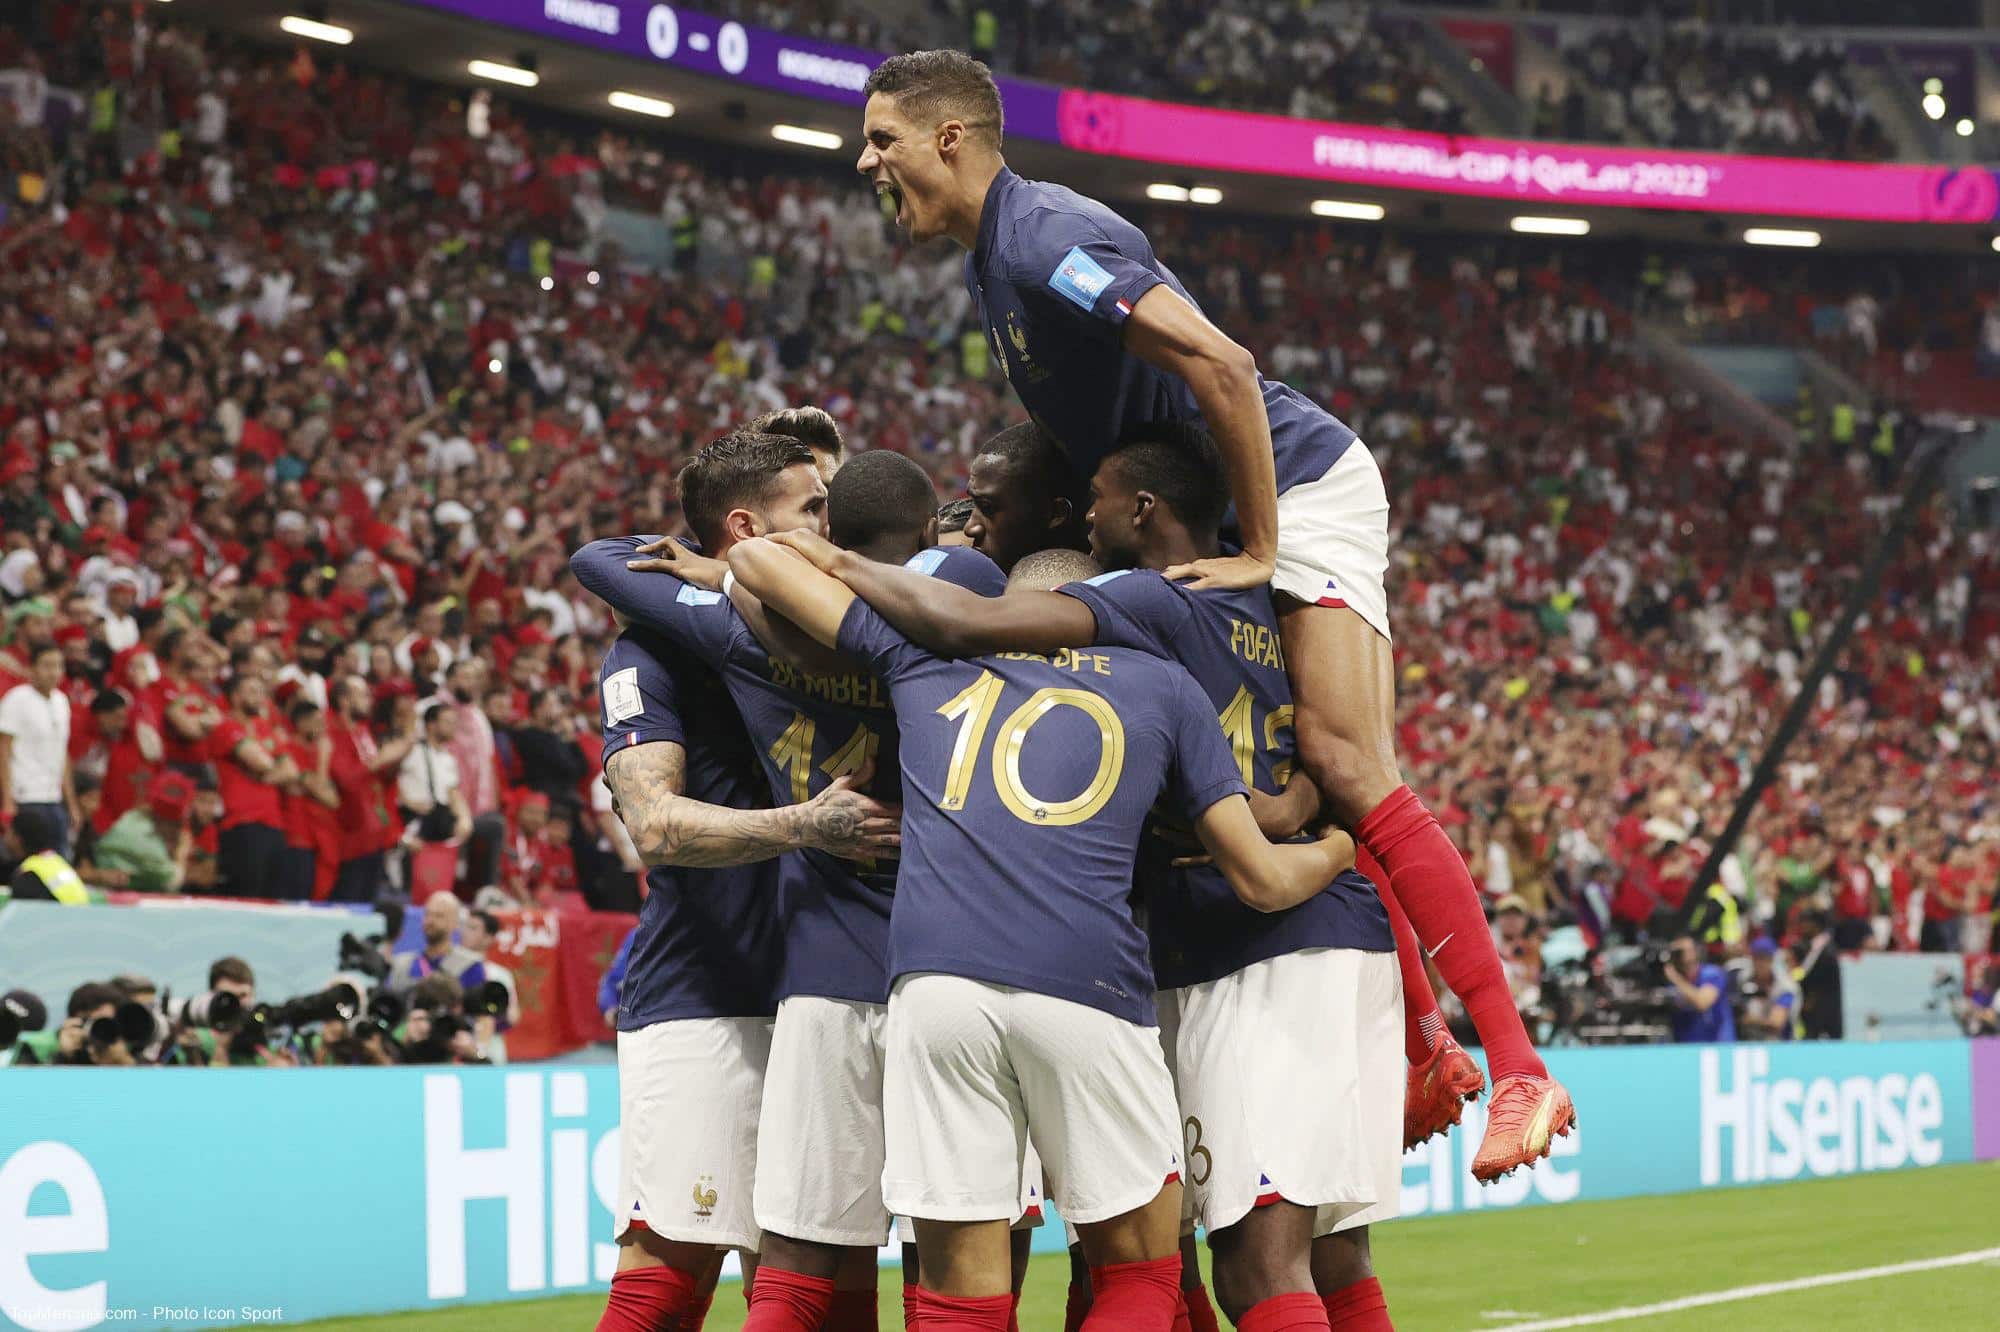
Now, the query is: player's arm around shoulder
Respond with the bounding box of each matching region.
[604,738,899,867]
[1195,797,1356,913]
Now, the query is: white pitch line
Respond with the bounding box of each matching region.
[1488,1247,2000,1331]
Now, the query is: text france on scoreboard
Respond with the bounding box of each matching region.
[3,1040,1997,1330]
[409,0,2000,224]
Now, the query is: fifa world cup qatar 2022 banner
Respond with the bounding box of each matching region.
[406,1,2000,224]
[2,1040,1996,1329]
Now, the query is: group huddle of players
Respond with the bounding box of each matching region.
[576,48,1576,1332]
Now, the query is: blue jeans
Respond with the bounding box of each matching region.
[15,802,70,858]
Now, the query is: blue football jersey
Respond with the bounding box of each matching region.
[968,167,1355,497]
[574,538,1006,1005]
[837,599,1248,1025]
[597,628,783,1025]
[1058,570,1392,988]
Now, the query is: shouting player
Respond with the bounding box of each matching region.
[574,436,1015,1332]
[727,533,1359,1332]
[856,49,1571,1174]
[775,428,1406,1330]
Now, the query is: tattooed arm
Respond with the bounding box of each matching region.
[604,740,901,868]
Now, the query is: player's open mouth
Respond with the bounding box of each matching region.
[875,180,906,225]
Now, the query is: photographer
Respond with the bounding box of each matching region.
[1665,935,1736,1043]
[43,981,134,1066]
[400,972,484,1065]
[385,893,486,995]
[1735,938,1800,1041]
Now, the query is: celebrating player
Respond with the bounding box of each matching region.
[774,427,1408,1330]
[856,49,1572,1176]
[726,533,1359,1332]
[592,613,896,1332]
[574,435,1018,1332]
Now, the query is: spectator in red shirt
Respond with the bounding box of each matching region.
[78,688,156,835]
[208,670,299,897]
[280,697,343,901]
[149,628,223,771]
[326,675,417,904]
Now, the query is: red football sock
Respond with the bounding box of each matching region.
[1358,842,1445,1067]
[1086,1256,1182,1330]
[1240,1292,1332,1331]
[908,1286,1014,1331]
[1321,1277,1393,1331]
[1180,1283,1222,1332]
[1358,786,1546,1082]
[1008,1293,1021,1332]
[665,1280,715,1332]
[597,1264,701,1332]
[905,1277,921,1332]
[828,1285,879,1331]
[1065,1278,1093,1332]
[741,1266,836,1332]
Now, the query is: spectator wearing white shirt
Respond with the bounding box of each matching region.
[0,643,75,857]
[397,701,471,846]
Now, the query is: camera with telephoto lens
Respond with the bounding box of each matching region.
[88,1001,161,1052]
[338,931,391,983]
[166,989,244,1029]
[228,982,363,1058]
[351,989,405,1045]
[465,979,510,1019]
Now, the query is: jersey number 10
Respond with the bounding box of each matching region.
[935,670,1127,827]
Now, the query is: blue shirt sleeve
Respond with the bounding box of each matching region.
[1162,663,1249,821]
[913,545,1008,597]
[598,928,634,1015]
[1011,211,1164,334]
[599,631,686,758]
[1056,569,1189,658]
[569,537,742,662]
[835,599,932,687]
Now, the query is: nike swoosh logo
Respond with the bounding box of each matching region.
[1425,932,1456,960]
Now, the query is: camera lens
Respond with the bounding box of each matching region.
[88,1015,122,1046]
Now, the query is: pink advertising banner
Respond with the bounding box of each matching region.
[1976,1037,2000,1162]
[1054,91,2000,224]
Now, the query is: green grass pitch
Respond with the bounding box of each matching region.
[273,1162,2000,1330]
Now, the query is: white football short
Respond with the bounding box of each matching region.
[1271,439,1392,643]
[895,1148,1047,1245]
[615,1015,772,1251]
[882,974,1181,1228]
[1158,948,1404,1237]
[754,995,893,1247]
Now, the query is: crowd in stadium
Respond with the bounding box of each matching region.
[1,7,1997,1054]
[1546,22,1892,159]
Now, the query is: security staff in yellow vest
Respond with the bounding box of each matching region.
[5,807,89,904]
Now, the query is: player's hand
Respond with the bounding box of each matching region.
[1315,825,1356,876]
[1163,550,1276,591]
[803,767,902,861]
[626,537,729,591]
[766,529,846,575]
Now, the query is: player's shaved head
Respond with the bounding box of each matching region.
[679,430,820,550]
[827,449,939,554]
[1007,548,1100,592]
[749,406,846,477]
[863,50,1004,149]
